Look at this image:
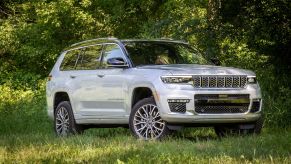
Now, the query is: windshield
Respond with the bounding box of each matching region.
[124,41,211,66]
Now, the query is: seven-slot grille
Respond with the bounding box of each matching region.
[193,75,247,88]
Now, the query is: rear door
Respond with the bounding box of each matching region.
[67,44,104,116]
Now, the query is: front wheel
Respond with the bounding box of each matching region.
[129,97,170,140]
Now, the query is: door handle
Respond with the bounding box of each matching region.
[97,74,105,78]
[70,75,76,79]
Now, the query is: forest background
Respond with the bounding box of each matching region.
[0,0,290,162]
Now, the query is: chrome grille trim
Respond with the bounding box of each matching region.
[193,75,247,88]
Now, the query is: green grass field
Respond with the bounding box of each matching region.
[0,89,291,163]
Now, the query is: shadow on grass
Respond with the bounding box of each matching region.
[176,135,218,142]
[169,127,218,142]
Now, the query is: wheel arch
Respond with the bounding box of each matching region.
[131,86,159,106]
[53,91,71,113]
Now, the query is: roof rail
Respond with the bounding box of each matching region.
[160,37,174,40]
[160,37,188,43]
[70,37,118,47]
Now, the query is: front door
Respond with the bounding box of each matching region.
[93,43,129,118]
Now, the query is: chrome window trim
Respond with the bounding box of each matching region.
[59,43,104,71]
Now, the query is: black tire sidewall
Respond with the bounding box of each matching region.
[54,101,83,136]
[254,116,264,134]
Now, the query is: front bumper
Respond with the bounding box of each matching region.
[162,112,261,123]
[156,84,262,124]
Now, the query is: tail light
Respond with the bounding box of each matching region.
[48,74,52,81]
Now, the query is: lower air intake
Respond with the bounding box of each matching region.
[194,94,250,114]
[250,100,261,113]
[195,105,249,114]
[169,103,186,113]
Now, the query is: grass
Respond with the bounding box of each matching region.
[0,87,291,163]
[1,126,291,163]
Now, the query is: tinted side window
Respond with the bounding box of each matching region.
[60,50,79,71]
[101,44,126,68]
[76,45,102,70]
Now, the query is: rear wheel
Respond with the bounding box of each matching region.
[54,101,84,136]
[129,97,170,140]
[214,117,264,137]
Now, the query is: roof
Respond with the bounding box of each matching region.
[67,38,188,50]
[120,39,188,44]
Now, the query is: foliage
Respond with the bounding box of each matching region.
[220,0,291,70]
[0,81,47,135]
[0,0,290,128]
[0,1,291,161]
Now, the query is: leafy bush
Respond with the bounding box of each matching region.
[0,80,49,135]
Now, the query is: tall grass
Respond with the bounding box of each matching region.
[0,81,291,163]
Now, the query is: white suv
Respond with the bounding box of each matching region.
[46,38,263,139]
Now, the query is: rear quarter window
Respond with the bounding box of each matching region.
[60,50,80,71]
[75,45,102,70]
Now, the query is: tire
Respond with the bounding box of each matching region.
[129,97,170,140]
[54,101,84,136]
[253,116,264,134]
[214,116,264,137]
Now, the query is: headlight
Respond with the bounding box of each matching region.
[161,76,193,84]
[247,76,257,84]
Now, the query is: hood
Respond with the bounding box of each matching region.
[136,64,255,76]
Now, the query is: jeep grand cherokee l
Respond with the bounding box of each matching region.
[46,38,263,139]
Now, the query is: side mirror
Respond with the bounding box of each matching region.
[107,57,129,68]
[210,58,221,66]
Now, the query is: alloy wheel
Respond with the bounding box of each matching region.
[55,107,70,136]
[133,104,166,139]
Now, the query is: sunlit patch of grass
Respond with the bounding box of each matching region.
[1,128,291,163]
[0,86,291,163]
